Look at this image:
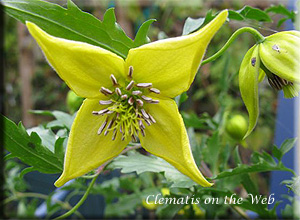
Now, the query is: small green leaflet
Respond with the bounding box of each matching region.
[2,0,154,58]
[1,115,63,173]
[108,151,196,188]
[183,6,272,35]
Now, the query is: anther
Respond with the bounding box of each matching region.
[141,109,149,119]
[126,80,135,90]
[131,135,137,142]
[148,113,156,123]
[137,83,152,88]
[149,88,160,94]
[141,95,153,103]
[104,130,109,136]
[128,97,134,105]
[121,94,128,100]
[100,87,113,95]
[93,108,109,115]
[139,120,145,129]
[140,129,145,137]
[110,74,118,86]
[136,99,143,107]
[145,119,151,126]
[97,119,107,135]
[115,88,122,96]
[107,119,114,129]
[132,90,142,96]
[99,100,113,105]
[150,100,159,104]
[112,129,117,141]
[128,66,133,78]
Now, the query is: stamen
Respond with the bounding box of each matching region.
[136,99,143,107]
[149,88,160,94]
[141,109,149,119]
[148,113,156,123]
[150,100,159,104]
[132,90,142,96]
[100,87,113,95]
[93,108,109,115]
[121,94,128,100]
[140,128,145,137]
[128,97,134,105]
[115,88,122,96]
[99,100,113,105]
[141,95,153,102]
[112,129,117,141]
[128,66,133,78]
[131,135,137,142]
[97,119,107,135]
[126,80,135,90]
[110,74,118,86]
[137,83,152,88]
[145,119,151,126]
[139,120,145,129]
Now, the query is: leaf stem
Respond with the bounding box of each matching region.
[202,27,265,65]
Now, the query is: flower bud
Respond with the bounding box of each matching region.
[259,31,300,98]
[66,90,84,114]
[225,114,248,141]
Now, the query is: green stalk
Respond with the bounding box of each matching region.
[54,174,99,220]
[202,27,265,65]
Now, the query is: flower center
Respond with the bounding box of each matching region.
[92,66,160,142]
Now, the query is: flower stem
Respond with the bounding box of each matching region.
[54,144,142,219]
[202,27,265,65]
[54,173,99,220]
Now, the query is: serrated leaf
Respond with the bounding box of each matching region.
[0,115,63,173]
[27,126,57,152]
[2,0,133,58]
[237,6,272,22]
[214,149,294,179]
[30,110,74,129]
[108,151,196,188]
[265,4,295,20]
[133,19,156,47]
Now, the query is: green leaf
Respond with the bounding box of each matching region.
[182,7,272,35]
[182,10,214,35]
[133,19,156,47]
[108,151,196,188]
[30,110,74,129]
[181,112,213,129]
[0,115,63,173]
[237,6,272,22]
[265,4,295,21]
[279,138,296,156]
[206,131,220,175]
[213,148,294,179]
[2,0,133,58]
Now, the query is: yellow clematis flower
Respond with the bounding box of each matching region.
[26,10,228,187]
